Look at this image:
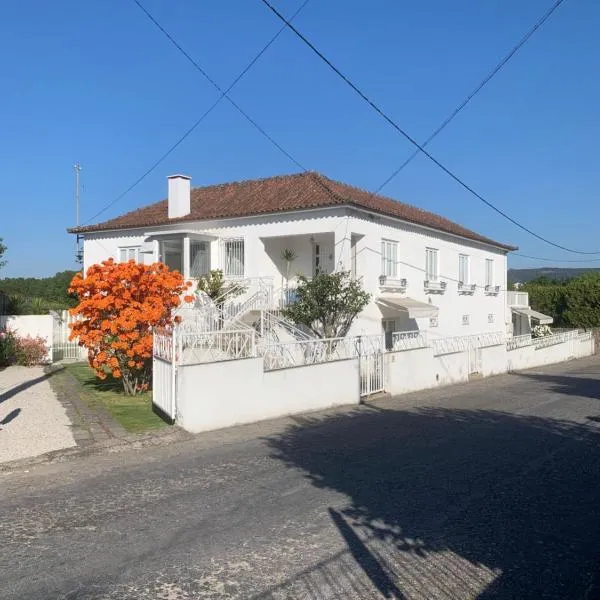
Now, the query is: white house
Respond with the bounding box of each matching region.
[70,171,518,340]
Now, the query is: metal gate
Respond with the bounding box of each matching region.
[359,335,385,397]
[468,344,482,375]
[152,330,177,421]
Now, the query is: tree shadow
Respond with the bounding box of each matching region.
[264,405,600,599]
[0,407,20,426]
[513,371,600,402]
[0,372,55,405]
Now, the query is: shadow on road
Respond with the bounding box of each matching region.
[264,405,600,599]
[512,371,600,402]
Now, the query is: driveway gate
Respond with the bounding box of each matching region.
[359,335,385,397]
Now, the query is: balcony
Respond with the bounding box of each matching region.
[379,275,407,293]
[507,291,529,307]
[458,282,476,295]
[424,279,447,294]
[485,284,501,296]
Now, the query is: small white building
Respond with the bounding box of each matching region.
[70,172,517,340]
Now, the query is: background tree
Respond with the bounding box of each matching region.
[283,271,370,338]
[0,237,6,272]
[562,273,600,328]
[69,259,192,395]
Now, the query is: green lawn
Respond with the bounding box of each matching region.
[66,363,168,433]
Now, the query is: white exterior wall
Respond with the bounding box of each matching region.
[507,336,594,372]
[343,213,508,338]
[81,206,509,338]
[176,356,360,433]
[0,315,54,362]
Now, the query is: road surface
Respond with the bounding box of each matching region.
[2,356,600,599]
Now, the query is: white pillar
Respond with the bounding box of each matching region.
[334,221,351,273]
[183,236,190,279]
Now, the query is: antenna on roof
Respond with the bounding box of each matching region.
[74,162,83,266]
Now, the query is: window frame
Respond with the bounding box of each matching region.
[221,238,245,278]
[485,258,494,287]
[458,254,470,285]
[425,247,439,281]
[381,239,399,278]
[118,246,140,263]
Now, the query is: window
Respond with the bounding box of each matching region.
[190,241,209,278]
[485,259,494,287]
[222,239,244,277]
[159,240,183,273]
[458,254,470,284]
[425,248,439,281]
[429,315,439,328]
[118,246,140,263]
[462,314,470,326]
[381,240,398,277]
[488,313,495,323]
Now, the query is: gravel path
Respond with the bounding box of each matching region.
[0,366,76,463]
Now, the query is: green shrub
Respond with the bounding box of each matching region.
[0,328,17,366]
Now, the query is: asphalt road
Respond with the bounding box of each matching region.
[2,356,600,600]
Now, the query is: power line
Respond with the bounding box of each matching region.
[375,0,567,194]
[513,253,600,263]
[83,0,311,226]
[259,0,600,256]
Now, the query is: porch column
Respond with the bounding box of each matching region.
[153,240,160,263]
[334,226,351,273]
[183,236,190,279]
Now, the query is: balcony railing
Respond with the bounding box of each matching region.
[424,280,447,293]
[485,284,501,296]
[379,276,407,292]
[507,291,529,306]
[458,282,476,295]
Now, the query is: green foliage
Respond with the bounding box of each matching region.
[283,271,371,338]
[562,273,600,328]
[0,329,17,366]
[0,270,78,313]
[197,269,245,304]
[524,272,600,328]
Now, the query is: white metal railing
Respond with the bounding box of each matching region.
[177,329,256,365]
[506,334,533,351]
[262,337,359,371]
[431,331,504,356]
[533,330,578,349]
[153,329,174,361]
[391,330,428,351]
[507,291,529,307]
[578,331,593,341]
[260,310,315,342]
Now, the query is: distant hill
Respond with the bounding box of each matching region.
[508,267,600,284]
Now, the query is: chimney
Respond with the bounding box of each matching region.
[167,174,191,219]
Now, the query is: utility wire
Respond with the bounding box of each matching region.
[82,0,311,226]
[375,0,567,194]
[259,0,600,256]
[513,253,600,263]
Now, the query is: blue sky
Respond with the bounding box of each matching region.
[1,0,599,277]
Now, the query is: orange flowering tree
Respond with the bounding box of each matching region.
[69,259,193,395]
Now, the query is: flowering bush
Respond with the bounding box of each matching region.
[532,324,552,338]
[13,335,49,366]
[0,329,17,366]
[0,329,49,366]
[69,259,193,395]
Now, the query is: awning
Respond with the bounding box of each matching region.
[377,295,439,319]
[512,307,553,325]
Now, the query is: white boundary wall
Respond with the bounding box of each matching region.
[167,332,595,434]
[0,315,54,362]
[176,357,360,433]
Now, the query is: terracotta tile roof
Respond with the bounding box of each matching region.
[69,171,516,251]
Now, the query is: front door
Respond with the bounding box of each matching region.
[313,243,334,275]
